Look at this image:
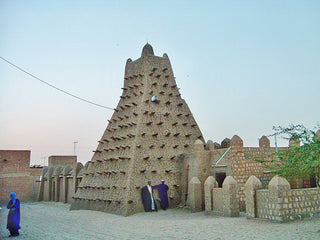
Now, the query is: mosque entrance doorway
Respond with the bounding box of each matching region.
[216,172,226,188]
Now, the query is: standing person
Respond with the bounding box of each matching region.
[141,180,157,212]
[7,192,20,237]
[153,180,169,210]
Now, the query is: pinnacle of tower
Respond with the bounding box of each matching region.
[141,43,154,57]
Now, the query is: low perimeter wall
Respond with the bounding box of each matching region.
[189,175,239,217]
[245,175,320,222]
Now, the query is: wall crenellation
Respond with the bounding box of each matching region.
[180,134,295,211]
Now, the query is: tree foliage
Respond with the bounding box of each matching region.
[268,124,320,187]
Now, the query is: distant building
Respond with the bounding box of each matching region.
[0,150,42,203]
[48,155,77,167]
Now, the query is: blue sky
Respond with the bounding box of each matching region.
[0,0,319,165]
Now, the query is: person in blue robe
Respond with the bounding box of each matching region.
[7,192,20,237]
[153,180,169,210]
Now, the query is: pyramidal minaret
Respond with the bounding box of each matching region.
[71,44,204,216]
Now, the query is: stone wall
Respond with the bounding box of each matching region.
[211,188,223,214]
[180,135,302,211]
[204,176,239,217]
[0,150,42,203]
[186,177,201,212]
[245,175,320,222]
[204,176,217,212]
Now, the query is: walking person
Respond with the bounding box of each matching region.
[7,192,20,237]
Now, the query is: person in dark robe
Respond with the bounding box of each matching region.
[153,180,169,210]
[7,192,21,237]
[141,181,157,212]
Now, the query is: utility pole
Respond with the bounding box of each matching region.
[275,135,278,161]
[73,141,78,156]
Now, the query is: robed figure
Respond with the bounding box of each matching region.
[7,192,21,237]
[141,181,157,212]
[153,180,169,210]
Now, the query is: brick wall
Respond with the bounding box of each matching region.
[0,150,30,173]
[256,188,320,221]
[181,135,302,211]
[0,150,43,203]
[230,146,277,209]
[256,190,271,218]
[247,175,320,222]
[48,156,77,167]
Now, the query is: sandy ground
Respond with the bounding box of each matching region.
[0,202,319,240]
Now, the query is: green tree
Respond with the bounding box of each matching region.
[268,124,320,187]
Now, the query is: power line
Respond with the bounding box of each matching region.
[0,56,114,110]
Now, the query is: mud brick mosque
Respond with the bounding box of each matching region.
[70,44,203,216]
[36,44,318,218]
